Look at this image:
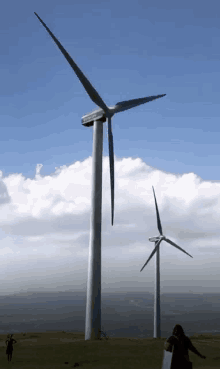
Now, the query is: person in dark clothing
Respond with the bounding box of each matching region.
[5,334,17,362]
[164,324,206,369]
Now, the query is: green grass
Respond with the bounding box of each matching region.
[1,331,220,369]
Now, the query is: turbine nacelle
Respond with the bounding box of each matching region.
[82,107,118,127]
[149,235,165,243]
[82,109,106,127]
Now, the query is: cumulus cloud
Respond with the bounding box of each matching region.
[0,156,219,294]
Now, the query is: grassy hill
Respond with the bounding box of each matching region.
[1,331,219,368]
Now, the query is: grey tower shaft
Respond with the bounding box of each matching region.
[154,242,161,338]
[85,120,103,340]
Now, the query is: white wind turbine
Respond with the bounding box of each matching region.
[34,12,166,340]
[140,187,193,338]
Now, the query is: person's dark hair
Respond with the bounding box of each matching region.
[172,324,185,336]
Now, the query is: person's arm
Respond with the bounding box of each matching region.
[164,341,172,352]
[188,338,206,359]
[164,336,176,352]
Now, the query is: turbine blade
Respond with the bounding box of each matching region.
[140,239,162,272]
[152,186,163,236]
[111,94,166,114]
[34,12,109,113]
[107,117,114,226]
[165,238,193,258]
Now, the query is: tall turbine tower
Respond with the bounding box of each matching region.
[140,187,193,338]
[34,13,166,340]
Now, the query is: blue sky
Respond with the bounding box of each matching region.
[1,0,220,180]
[0,1,220,296]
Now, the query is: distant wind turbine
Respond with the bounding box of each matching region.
[140,186,193,338]
[34,12,166,340]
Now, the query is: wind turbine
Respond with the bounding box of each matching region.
[34,12,166,341]
[140,186,193,338]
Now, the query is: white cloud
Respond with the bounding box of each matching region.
[0,156,219,294]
